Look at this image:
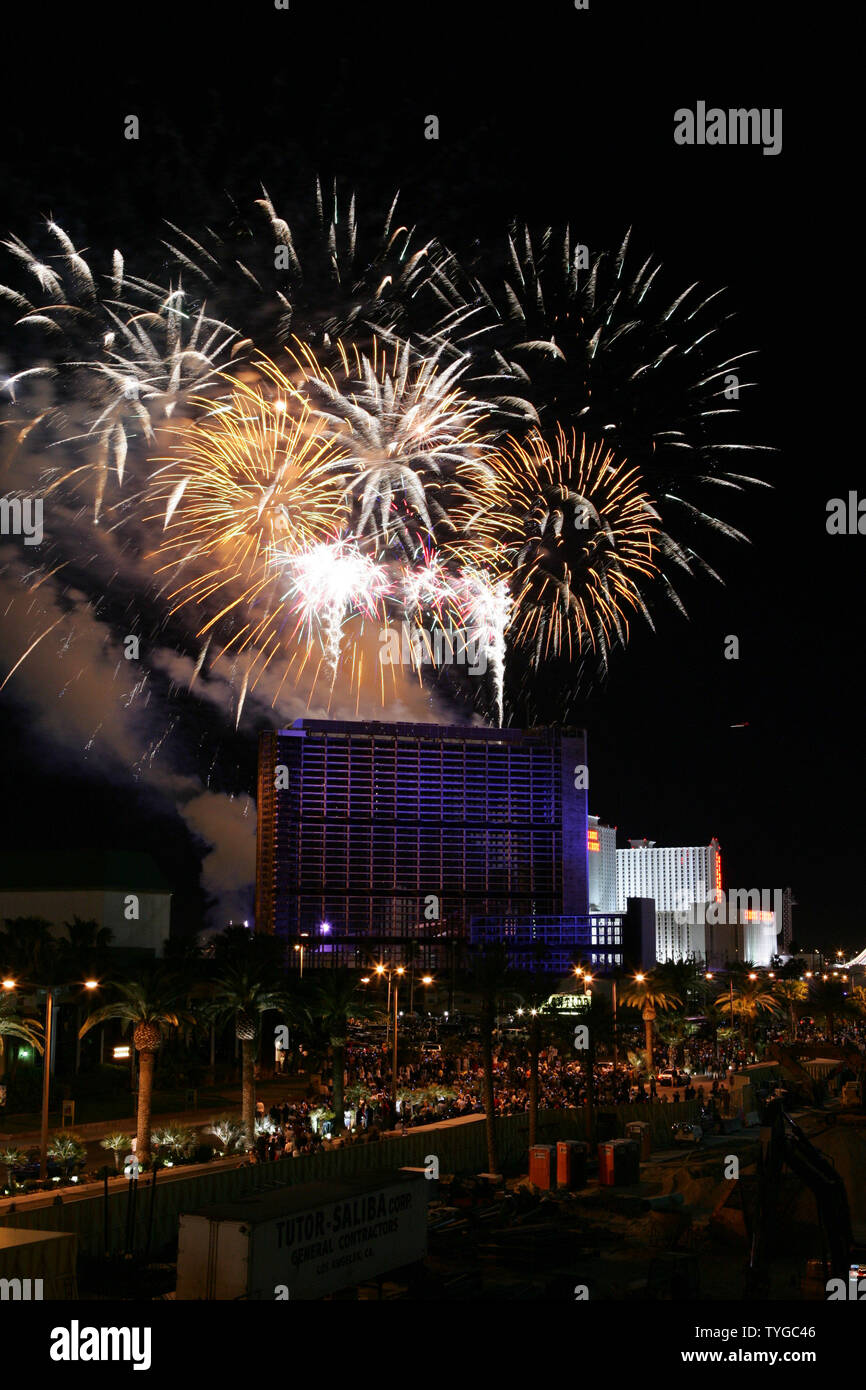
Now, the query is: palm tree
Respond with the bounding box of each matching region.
[656,1013,691,1069]
[655,957,711,1016]
[0,918,54,1086]
[471,944,519,1177]
[47,1132,87,1179]
[0,917,58,982]
[511,960,554,1149]
[207,1115,248,1154]
[79,973,191,1164]
[208,958,299,1142]
[58,918,114,1072]
[0,1146,28,1193]
[809,977,855,1045]
[0,995,44,1083]
[715,975,781,1047]
[307,971,382,1135]
[618,972,683,1072]
[773,978,808,1041]
[99,1132,132,1172]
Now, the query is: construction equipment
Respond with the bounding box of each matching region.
[746,1098,853,1295]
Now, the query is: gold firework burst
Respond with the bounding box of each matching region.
[147,366,352,692]
[497,426,660,666]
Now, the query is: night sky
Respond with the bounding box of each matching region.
[0,4,852,950]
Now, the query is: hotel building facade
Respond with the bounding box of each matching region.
[255,718,590,969]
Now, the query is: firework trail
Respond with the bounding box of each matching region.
[452,567,513,728]
[277,535,391,682]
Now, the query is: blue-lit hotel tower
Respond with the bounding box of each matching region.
[256,719,652,972]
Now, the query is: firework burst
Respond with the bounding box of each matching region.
[0,220,243,518]
[281,336,501,556]
[0,192,769,735]
[161,179,437,354]
[497,426,660,674]
[424,223,771,580]
[148,369,351,694]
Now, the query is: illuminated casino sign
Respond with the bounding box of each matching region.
[588,828,600,853]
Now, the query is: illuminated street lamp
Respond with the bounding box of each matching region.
[293,932,310,977]
[36,978,98,1182]
[391,967,405,1099]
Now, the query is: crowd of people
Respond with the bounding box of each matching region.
[249,1034,749,1159]
[250,1008,866,1158]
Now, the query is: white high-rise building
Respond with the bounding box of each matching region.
[616,838,723,914]
[587,815,617,912]
[616,838,779,966]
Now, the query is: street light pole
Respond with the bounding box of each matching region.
[392,968,404,1103]
[39,989,55,1183]
[39,978,99,1181]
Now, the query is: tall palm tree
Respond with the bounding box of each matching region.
[209,960,298,1141]
[0,1146,28,1194]
[0,917,58,982]
[808,977,855,1045]
[549,989,615,1146]
[471,944,519,1176]
[79,973,191,1164]
[512,953,553,1148]
[655,957,710,1016]
[0,995,44,1082]
[308,971,383,1134]
[618,972,683,1072]
[58,918,114,1072]
[715,975,781,1047]
[773,978,808,1041]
